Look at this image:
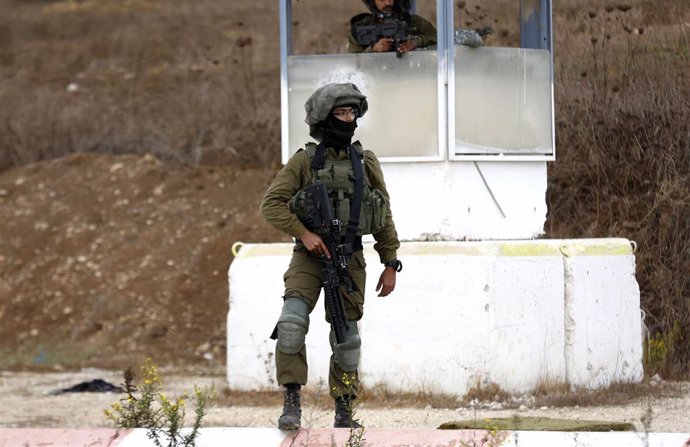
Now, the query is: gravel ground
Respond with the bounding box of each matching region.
[1,369,689,432]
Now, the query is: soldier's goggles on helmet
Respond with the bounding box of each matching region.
[331,107,358,119]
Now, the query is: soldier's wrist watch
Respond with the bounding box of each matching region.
[383,259,403,272]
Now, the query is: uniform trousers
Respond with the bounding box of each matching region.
[276,246,367,398]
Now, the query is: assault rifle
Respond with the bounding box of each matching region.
[352,16,414,58]
[300,180,353,344]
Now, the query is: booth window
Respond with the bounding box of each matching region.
[281,0,443,162]
[451,0,554,159]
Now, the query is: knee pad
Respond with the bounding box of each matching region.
[330,321,361,372]
[276,297,310,355]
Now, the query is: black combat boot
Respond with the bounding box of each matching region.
[333,395,363,428]
[278,384,302,430]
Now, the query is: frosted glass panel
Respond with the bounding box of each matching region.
[287,51,439,158]
[454,47,553,155]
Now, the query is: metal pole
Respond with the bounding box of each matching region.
[279,0,292,164]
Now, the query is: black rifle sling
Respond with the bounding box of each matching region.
[310,142,364,251]
[310,142,326,171]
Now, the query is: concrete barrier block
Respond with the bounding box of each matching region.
[227,239,642,395]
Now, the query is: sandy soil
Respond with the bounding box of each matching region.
[0,153,287,371]
[1,369,689,432]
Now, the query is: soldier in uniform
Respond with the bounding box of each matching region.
[260,83,402,430]
[348,0,437,54]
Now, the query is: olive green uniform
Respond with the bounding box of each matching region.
[260,145,400,397]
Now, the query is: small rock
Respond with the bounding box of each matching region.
[140,154,159,165]
[649,373,663,386]
[66,82,79,92]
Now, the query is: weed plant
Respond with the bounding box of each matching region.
[104,358,215,447]
[333,373,366,447]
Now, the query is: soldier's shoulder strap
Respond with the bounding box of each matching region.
[351,140,364,157]
[305,142,318,158]
[305,142,326,171]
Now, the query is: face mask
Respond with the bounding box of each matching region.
[322,114,357,148]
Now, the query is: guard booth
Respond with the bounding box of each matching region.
[227,0,643,396]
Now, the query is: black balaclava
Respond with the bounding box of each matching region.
[321,111,357,149]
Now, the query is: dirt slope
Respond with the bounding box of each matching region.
[0,153,287,371]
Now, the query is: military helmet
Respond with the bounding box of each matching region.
[304,83,368,140]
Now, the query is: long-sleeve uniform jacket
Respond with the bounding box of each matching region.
[260,146,400,265]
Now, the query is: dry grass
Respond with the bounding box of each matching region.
[1,0,689,376]
[0,0,280,170]
[216,379,679,410]
[532,380,677,408]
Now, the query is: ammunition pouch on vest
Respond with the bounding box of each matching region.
[289,142,387,238]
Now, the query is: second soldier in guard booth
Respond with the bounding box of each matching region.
[260,83,402,430]
[348,0,437,55]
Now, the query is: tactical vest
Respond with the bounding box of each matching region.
[289,142,387,238]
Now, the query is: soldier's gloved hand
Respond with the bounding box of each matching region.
[372,37,394,52]
[376,267,396,297]
[397,39,418,54]
[300,230,331,259]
